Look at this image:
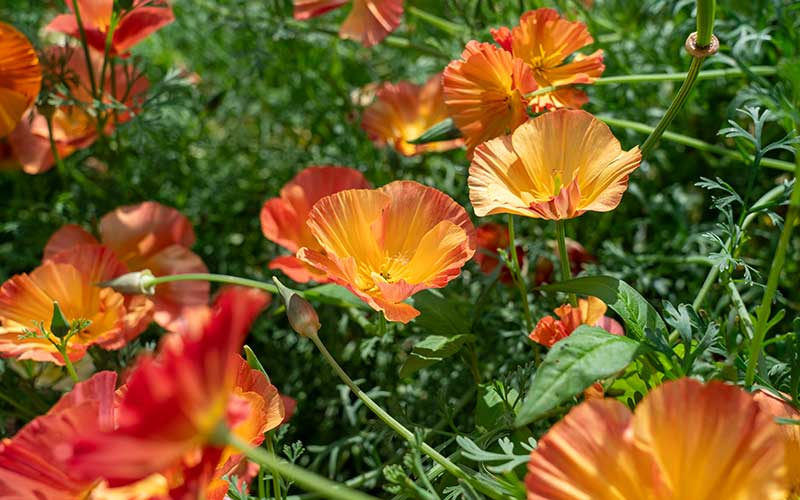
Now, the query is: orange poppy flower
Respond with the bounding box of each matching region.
[361,73,463,156]
[495,8,605,110]
[469,109,642,220]
[260,166,370,283]
[474,222,525,285]
[296,181,475,323]
[47,0,175,56]
[0,245,153,365]
[442,41,537,155]
[0,22,41,138]
[68,287,283,488]
[45,201,209,330]
[754,390,800,495]
[293,0,403,47]
[526,378,788,499]
[529,296,622,348]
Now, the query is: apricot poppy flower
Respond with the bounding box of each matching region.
[293,0,403,47]
[47,0,175,56]
[362,73,463,156]
[297,181,475,323]
[442,41,537,154]
[45,201,209,330]
[261,166,370,283]
[469,109,642,220]
[495,8,605,110]
[0,22,41,138]
[754,390,800,494]
[69,287,283,487]
[474,222,525,285]
[529,296,622,348]
[0,245,153,365]
[526,378,788,499]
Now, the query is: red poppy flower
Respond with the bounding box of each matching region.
[293,0,404,47]
[529,296,623,348]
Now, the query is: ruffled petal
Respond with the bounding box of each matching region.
[293,0,349,20]
[340,0,404,47]
[754,391,800,494]
[468,134,539,217]
[44,224,99,260]
[112,3,175,55]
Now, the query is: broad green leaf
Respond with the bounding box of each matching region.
[400,334,475,377]
[476,382,519,429]
[540,276,666,339]
[303,283,366,308]
[413,290,472,336]
[514,326,643,427]
[407,118,461,145]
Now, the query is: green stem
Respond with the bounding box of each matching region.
[745,150,800,387]
[595,66,775,85]
[143,273,278,294]
[45,113,68,177]
[265,434,284,500]
[308,334,504,500]
[70,0,98,97]
[507,215,534,332]
[406,6,466,35]
[695,0,716,47]
[727,281,755,339]
[60,348,80,383]
[223,431,378,500]
[555,220,577,306]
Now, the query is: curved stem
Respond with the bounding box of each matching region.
[143,273,278,295]
[594,66,775,85]
[555,220,577,306]
[507,215,534,332]
[264,434,284,500]
[70,0,98,97]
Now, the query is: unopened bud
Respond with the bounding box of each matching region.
[50,301,70,338]
[96,270,156,295]
[272,277,321,338]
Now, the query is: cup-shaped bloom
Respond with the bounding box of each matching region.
[293,0,403,47]
[260,166,370,283]
[68,287,283,487]
[0,22,41,138]
[526,378,788,499]
[47,0,175,56]
[754,390,800,495]
[362,73,463,156]
[469,109,642,220]
[529,296,622,348]
[0,245,153,364]
[296,181,475,323]
[45,201,209,330]
[442,41,537,155]
[474,222,525,285]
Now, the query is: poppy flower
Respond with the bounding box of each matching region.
[529,296,622,348]
[293,0,404,48]
[361,73,463,156]
[474,222,525,284]
[45,201,209,330]
[754,391,800,494]
[442,41,537,155]
[296,181,475,323]
[526,378,788,499]
[260,166,370,283]
[46,0,175,56]
[495,8,605,110]
[0,245,153,365]
[0,22,41,138]
[469,109,642,221]
[68,287,284,488]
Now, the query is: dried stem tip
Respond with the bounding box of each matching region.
[685,32,720,58]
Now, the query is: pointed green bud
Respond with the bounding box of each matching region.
[96,270,156,295]
[50,301,70,338]
[272,277,321,339]
[244,345,271,383]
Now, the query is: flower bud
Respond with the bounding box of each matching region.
[96,270,156,295]
[50,301,70,338]
[272,277,321,338]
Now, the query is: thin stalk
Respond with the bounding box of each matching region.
[223,431,379,500]
[555,220,577,306]
[745,150,800,387]
[308,334,505,500]
[143,273,278,294]
[59,348,80,382]
[727,281,755,339]
[594,66,775,85]
[70,0,98,97]
[695,0,716,47]
[507,215,534,332]
[406,6,466,35]
[45,113,68,177]
[265,435,284,500]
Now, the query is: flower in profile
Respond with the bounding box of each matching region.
[297,181,475,323]
[46,0,175,56]
[442,41,537,154]
[469,109,642,220]
[474,223,525,284]
[0,22,41,138]
[45,201,209,330]
[494,8,605,110]
[0,245,153,364]
[754,390,800,495]
[526,378,788,499]
[529,296,622,348]
[69,287,285,490]
[293,0,403,47]
[361,73,463,156]
[261,166,370,283]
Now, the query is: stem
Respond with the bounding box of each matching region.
[594,66,775,85]
[45,113,68,177]
[265,434,284,500]
[406,6,466,35]
[507,215,534,332]
[695,0,716,47]
[745,150,800,387]
[70,0,98,97]
[308,334,504,500]
[224,431,378,500]
[555,220,577,306]
[143,273,278,295]
[59,349,80,382]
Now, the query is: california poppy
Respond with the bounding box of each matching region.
[362,73,463,156]
[529,296,623,348]
[261,166,370,283]
[526,378,788,499]
[469,109,641,220]
[0,245,153,364]
[45,201,209,330]
[293,0,403,47]
[474,222,525,285]
[0,22,41,138]
[47,0,175,56]
[297,181,475,323]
